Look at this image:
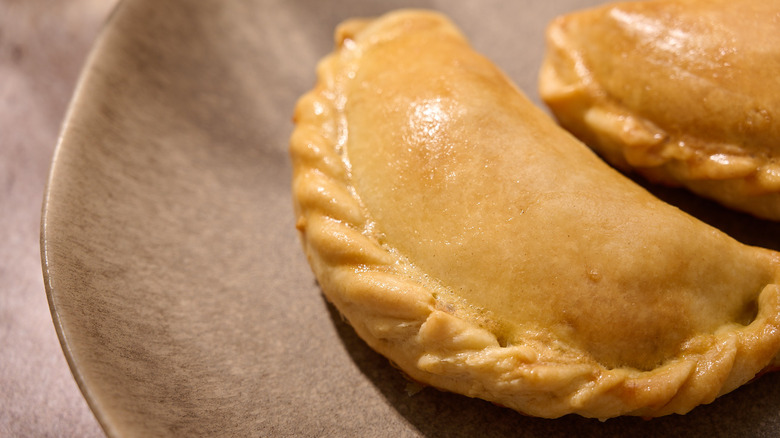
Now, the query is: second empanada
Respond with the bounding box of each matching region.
[540,0,780,220]
[291,10,780,419]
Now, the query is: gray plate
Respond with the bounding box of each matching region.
[41,0,780,436]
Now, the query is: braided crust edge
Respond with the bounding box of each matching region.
[539,13,780,221]
[291,10,780,419]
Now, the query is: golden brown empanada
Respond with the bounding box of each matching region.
[540,0,780,220]
[291,9,780,419]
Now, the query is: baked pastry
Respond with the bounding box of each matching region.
[290,9,780,419]
[539,0,780,220]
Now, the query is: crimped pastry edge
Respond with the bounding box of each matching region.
[539,10,780,221]
[291,9,780,419]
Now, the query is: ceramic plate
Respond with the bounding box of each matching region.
[41,0,780,436]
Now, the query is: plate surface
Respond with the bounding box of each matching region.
[41,0,780,436]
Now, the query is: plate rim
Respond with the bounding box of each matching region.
[40,1,127,436]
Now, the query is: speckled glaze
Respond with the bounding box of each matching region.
[41,0,780,436]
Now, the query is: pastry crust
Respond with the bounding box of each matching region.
[539,0,780,220]
[291,9,780,419]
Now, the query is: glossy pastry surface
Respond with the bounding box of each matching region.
[291,9,780,419]
[540,0,780,220]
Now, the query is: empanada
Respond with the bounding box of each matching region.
[290,10,780,419]
[539,0,780,220]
